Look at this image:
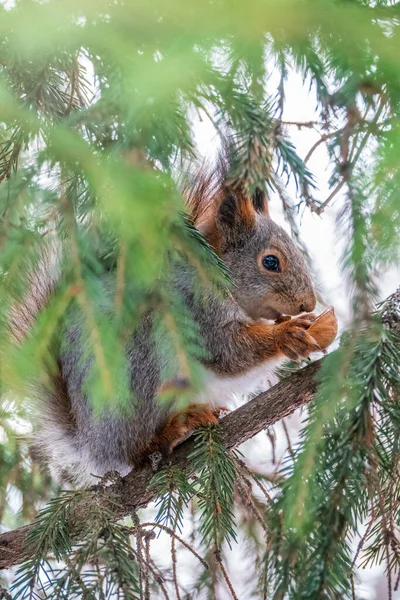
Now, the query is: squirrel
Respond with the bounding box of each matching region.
[8,153,337,487]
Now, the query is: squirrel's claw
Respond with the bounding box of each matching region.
[148,451,163,472]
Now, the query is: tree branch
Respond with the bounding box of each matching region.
[0,358,322,571]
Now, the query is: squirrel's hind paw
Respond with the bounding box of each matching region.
[138,404,224,469]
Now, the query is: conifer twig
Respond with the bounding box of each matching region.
[235,477,268,535]
[232,456,272,503]
[137,522,208,570]
[144,534,151,600]
[214,546,238,600]
[171,512,181,600]
[304,131,337,164]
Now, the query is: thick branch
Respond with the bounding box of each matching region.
[0,358,322,571]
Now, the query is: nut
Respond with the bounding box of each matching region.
[308,306,338,350]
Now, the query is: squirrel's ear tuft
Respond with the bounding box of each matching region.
[219,193,251,227]
[251,187,269,215]
[216,190,255,249]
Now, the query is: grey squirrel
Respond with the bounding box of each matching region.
[10,157,337,487]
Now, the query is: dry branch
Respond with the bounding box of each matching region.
[0,358,322,571]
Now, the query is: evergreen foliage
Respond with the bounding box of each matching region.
[0,0,400,597]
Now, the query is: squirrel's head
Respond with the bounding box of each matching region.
[196,187,316,320]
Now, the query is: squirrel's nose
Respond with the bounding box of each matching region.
[299,299,316,313]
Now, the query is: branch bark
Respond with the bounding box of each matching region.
[0,358,322,571]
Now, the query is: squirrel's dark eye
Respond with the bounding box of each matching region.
[262,255,280,272]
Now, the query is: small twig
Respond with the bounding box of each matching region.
[389,447,400,591]
[135,522,208,570]
[65,68,77,117]
[351,511,376,569]
[196,100,225,141]
[214,546,239,600]
[235,477,268,535]
[315,98,387,215]
[261,547,270,600]
[350,572,357,600]
[232,456,272,503]
[304,131,337,164]
[281,418,294,459]
[63,554,93,599]
[132,546,170,600]
[277,67,285,120]
[371,458,393,600]
[132,514,144,599]
[147,557,170,600]
[280,120,318,129]
[94,558,106,600]
[348,98,385,168]
[315,179,346,215]
[267,428,276,464]
[172,508,181,600]
[395,569,400,592]
[144,534,151,600]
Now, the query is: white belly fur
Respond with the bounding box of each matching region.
[196,357,284,410]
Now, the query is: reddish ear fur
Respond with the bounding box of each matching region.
[198,190,255,253]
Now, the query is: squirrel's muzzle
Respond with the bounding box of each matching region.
[299,299,316,314]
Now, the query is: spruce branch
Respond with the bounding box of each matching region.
[267,288,400,598]
[0,357,322,571]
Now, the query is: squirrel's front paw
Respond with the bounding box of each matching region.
[274,315,321,361]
